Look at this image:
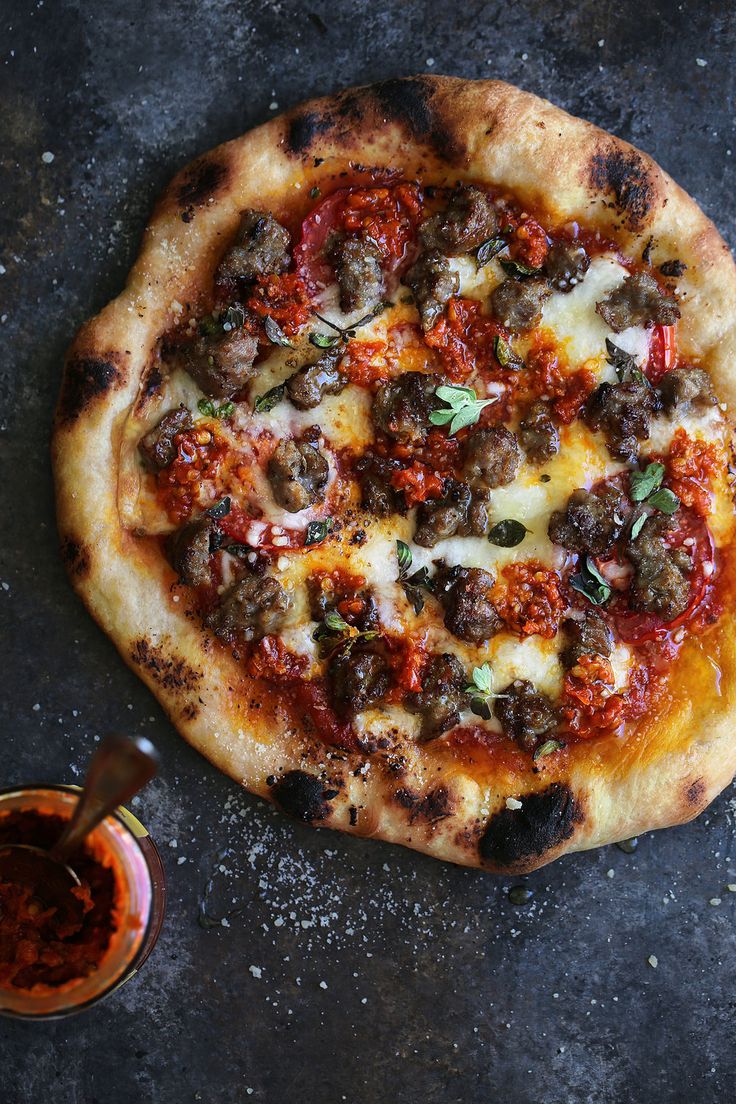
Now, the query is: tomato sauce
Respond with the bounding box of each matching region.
[157,427,228,524]
[523,338,597,424]
[0,811,120,991]
[425,297,509,384]
[295,182,422,292]
[509,217,549,268]
[390,461,444,506]
[660,428,719,517]
[244,272,312,337]
[494,561,565,639]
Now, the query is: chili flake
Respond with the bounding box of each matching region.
[494,561,565,638]
[662,429,719,517]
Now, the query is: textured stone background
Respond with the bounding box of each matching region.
[1,2,735,1101]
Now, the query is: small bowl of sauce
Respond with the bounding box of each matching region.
[0,785,165,1018]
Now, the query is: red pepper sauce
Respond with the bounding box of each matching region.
[156,425,227,524]
[494,561,566,639]
[659,428,719,517]
[523,337,597,424]
[244,272,312,337]
[0,811,120,991]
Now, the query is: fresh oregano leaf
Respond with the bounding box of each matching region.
[488,519,529,548]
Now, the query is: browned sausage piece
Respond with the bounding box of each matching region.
[139,405,193,469]
[267,440,329,512]
[216,209,291,283]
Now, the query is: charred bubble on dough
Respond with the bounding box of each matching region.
[478,783,583,868]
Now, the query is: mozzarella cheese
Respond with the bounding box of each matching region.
[123,239,732,747]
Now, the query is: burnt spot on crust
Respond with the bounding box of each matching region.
[177,157,228,211]
[410,786,454,825]
[589,144,656,231]
[685,778,706,807]
[180,702,199,722]
[270,770,333,823]
[393,785,455,825]
[479,783,582,869]
[286,110,334,156]
[60,536,90,579]
[286,78,463,163]
[130,638,201,693]
[57,356,122,426]
[370,77,463,162]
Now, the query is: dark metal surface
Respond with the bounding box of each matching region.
[1,2,735,1100]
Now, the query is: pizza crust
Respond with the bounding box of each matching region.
[52,76,736,872]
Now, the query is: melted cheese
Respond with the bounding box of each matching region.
[123,234,734,751]
[540,255,651,370]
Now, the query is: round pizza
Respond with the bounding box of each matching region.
[52,76,736,872]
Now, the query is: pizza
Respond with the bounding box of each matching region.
[52,76,736,873]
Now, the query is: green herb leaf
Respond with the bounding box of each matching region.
[254,383,286,413]
[309,331,339,349]
[216,400,235,419]
[309,186,321,199]
[324,609,349,633]
[313,302,388,345]
[533,738,564,761]
[264,315,293,348]
[221,304,245,331]
[630,512,647,540]
[493,334,523,370]
[304,518,334,546]
[569,556,611,606]
[647,487,680,515]
[469,664,493,695]
[488,519,529,548]
[605,338,649,386]
[429,384,496,436]
[630,462,665,502]
[206,496,231,519]
[198,398,216,417]
[396,539,413,573]
[401,565,431,615]
[476,237,507,269]
[464,664,502,719]
[500,258,541,278]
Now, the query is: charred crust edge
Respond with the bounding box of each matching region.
[285,77,464,163]
[59,536,91,579]
[286,110,334,156]
[589,143,656,231]
[177,157,229,210]
[685,778,706,807]
[57,355,122,426]
[479,783,583,869]
[130,637,202,692]
[270,770,333,823]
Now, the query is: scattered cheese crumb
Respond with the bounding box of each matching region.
[709,897,722,906]
[726,884,736,893]
[319,980,328,989]
[506,797,523,810]
[696,57,707,67]
[606,868,615,879]
[41,151,54,163]
[426,58,435,67]
[647,955,658,968]
[249,965,262,979]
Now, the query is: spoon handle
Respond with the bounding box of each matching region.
[51,734,159,864]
